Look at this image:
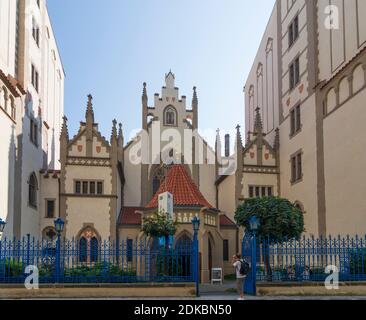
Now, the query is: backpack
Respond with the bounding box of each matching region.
[239,258,250,276]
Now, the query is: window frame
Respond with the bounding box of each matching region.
[45,199,55,219]
[289,56,300,91]
[163,105,178,127]
[288,14,299,48]
[291,150,303,184]
[289,103,302,137]
[28,173,38,209]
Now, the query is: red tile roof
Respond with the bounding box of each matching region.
[146,165,214,209]
[220,214,237,227]
[118,207,143,225]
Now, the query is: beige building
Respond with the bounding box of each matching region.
[242,0,366,237]
[0,0,64,239]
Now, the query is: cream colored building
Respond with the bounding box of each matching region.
[0,0,64,239]
[242,0,366,237]
[34,74,240,282]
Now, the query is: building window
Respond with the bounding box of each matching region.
[288,15,299,48]
[291,151,303,183]
[97,182,103,195]
[290,104,301,136]
[28,173,38,208]
[164,106,177,126]
[89,181,95,194]
[249,185,274,198]
[32,17,40,47]
[46,200,55,218]
[127,239,133,262]
[75,180,104,195]
[30,118,38,146]
[82,181,88,194]
[75,181,81,194]
[249,186,254,198]
[31,64,39,92]
[289,57,300,91]
[223,240,229,262]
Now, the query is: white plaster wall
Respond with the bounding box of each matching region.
[244,2,279,140]
[123,142,141,206]
[323,88,366,236]
[279,94,318,237]
[318,0,366,82]
[0,0,17,75]
[218,175,236,220]
[0,113,16,238]
[39,175,59,237]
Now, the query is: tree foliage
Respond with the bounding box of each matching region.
[142,210,178,238]
[234,197,305,242]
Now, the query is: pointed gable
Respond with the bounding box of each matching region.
[146,165,214,209]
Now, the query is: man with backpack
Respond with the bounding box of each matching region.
[232,253,250,300]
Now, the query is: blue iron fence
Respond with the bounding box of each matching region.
[254,235,366,283]
[0,236,194,284]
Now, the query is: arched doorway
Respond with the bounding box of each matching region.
[176,233,193,278]
[78,227,100,264]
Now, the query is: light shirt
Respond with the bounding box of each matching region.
[233,260,245,279]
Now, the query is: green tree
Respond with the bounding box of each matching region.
[142,210,178,241]
[235,197,305,280]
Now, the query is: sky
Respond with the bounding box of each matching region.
[47,0,275,148]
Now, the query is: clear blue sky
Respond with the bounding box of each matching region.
[47,0,275,147]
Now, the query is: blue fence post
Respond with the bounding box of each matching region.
[55,233,61,283]
[193,229,199,297]
[251,231,257,295]
[26,234,30,269]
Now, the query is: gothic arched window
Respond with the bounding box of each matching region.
[164,106,177,126]
[28,172,38,208]
[78,227,99,264]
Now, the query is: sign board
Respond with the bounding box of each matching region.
[211,268,223,285]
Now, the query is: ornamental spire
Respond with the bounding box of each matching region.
[111,119,117,142]
[85,94,94,123]
[192,86,198,108]
[254,107,263,134]
[61,115,69,141]
[142,82,148,106]
[274,127,280,151]
[118,122,124,147]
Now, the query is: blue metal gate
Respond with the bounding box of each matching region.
[242,232,257,295]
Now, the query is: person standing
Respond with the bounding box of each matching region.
[232,254,246,300]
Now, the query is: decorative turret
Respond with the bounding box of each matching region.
[85,94,94,157]
[60,115,69,166]
[192,86,198,129]
[118,122,124,148]
[117,122,124,163]
[60,115,69,142]
[85,94,94,124]
[111,119,118,143]
[142,82,148,130]
[165,70,175,88]
[253,107,263,135]
[274,127,280,152]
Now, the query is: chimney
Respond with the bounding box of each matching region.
[225,134,230,157]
